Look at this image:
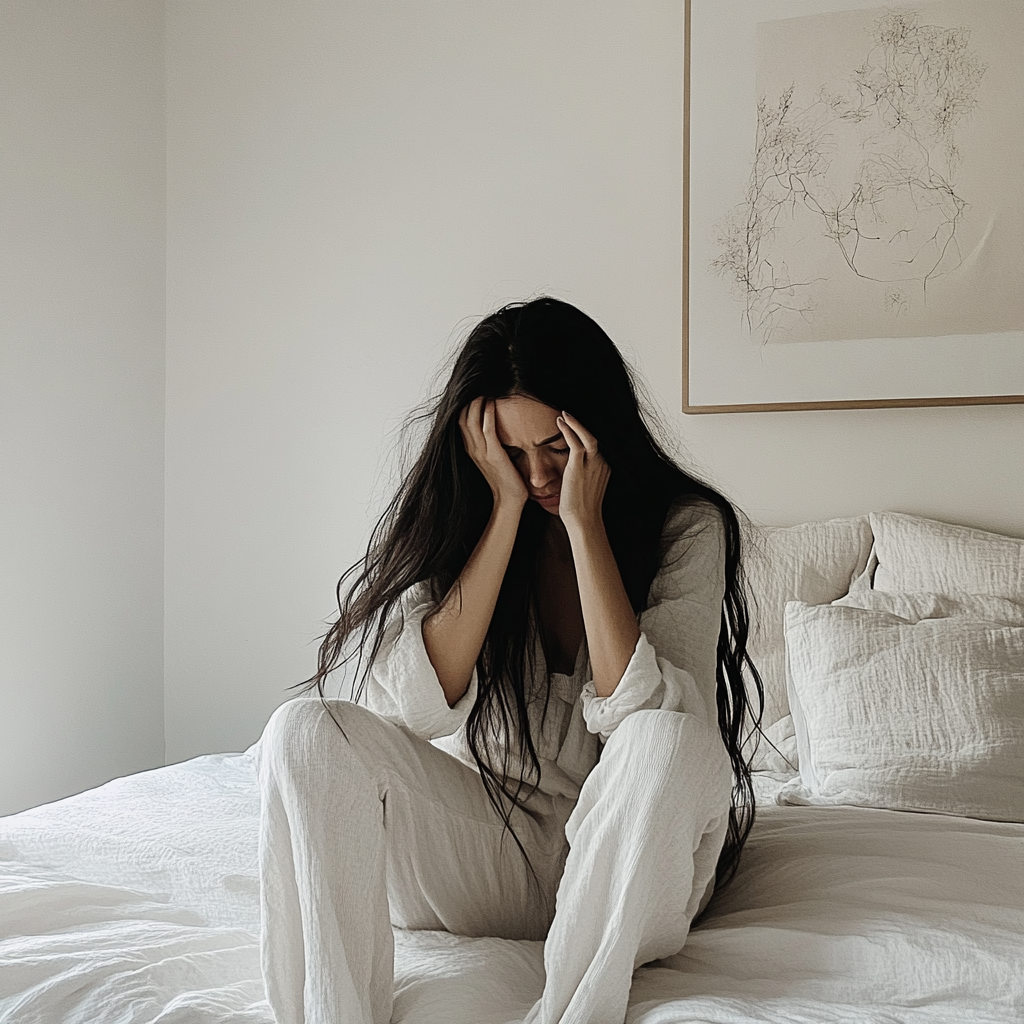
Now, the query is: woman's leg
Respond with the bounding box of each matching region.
[525,709,733,1024]
[256,698,566,1024]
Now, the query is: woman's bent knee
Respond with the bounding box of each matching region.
[262,696,336,746]
[257,698,407,783]
[258,698,359,777]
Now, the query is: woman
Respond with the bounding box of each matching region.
[257,297,761,1024]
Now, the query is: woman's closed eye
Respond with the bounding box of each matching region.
[502,445,570,459]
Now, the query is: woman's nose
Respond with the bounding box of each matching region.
[525,456,554,489]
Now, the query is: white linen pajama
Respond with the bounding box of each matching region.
[257,503,734,1024]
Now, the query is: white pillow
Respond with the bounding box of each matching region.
[832,588,1024,623]
[869,512,1024,600]
[779,595,1024,822]
[741,516,873,767]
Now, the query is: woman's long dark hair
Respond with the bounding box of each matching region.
[303,297,763,885]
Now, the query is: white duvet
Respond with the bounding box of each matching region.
[0,752,1021,1024]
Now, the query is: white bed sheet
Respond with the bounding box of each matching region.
[1,752,1021,1023]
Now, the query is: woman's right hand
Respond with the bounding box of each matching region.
[459,397,528,510]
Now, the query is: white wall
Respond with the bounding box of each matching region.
[164,1,1024,762]
[0,2,166,813]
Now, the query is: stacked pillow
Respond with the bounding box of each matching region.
[741,516,873,770]
[777,513,1024,823]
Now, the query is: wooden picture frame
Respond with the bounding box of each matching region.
[682,0,1024,413]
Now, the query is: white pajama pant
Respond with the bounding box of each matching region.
[256,699,731,1024]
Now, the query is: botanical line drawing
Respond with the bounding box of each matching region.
[712,8,987,344]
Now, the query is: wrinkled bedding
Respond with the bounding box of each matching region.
[1,751,1021,1023]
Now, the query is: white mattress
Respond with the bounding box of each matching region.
[1,752,1021,1023]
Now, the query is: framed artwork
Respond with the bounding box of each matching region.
[683,0,1024,412]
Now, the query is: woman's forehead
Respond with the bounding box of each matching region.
[493,396,560,447]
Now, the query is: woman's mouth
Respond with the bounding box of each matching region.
[532,492,560,508]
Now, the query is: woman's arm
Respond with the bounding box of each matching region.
[558,412,725,721]
[422,398,526,706]
[581,503,726,740]
[557,412,640,698]
[422,501,521,706]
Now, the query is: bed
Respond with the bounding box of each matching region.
[2,511,1022,1023]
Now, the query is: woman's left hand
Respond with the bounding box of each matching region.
[556,410,611,532]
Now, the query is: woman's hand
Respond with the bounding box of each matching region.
[556,410,611,533]
[459,397,528,510]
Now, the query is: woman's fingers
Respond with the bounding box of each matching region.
[556,414,580,454]
[557,414,593,463]
[560,410,598,455]
[459,397,484,445]
[481,397,497,445]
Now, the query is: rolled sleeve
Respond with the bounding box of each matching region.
[580,501,725,742]
[363,583,477,740]
[581,633,704,741]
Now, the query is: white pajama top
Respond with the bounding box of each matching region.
[361,501,727,808]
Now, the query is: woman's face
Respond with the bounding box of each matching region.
[492,395,569,515]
